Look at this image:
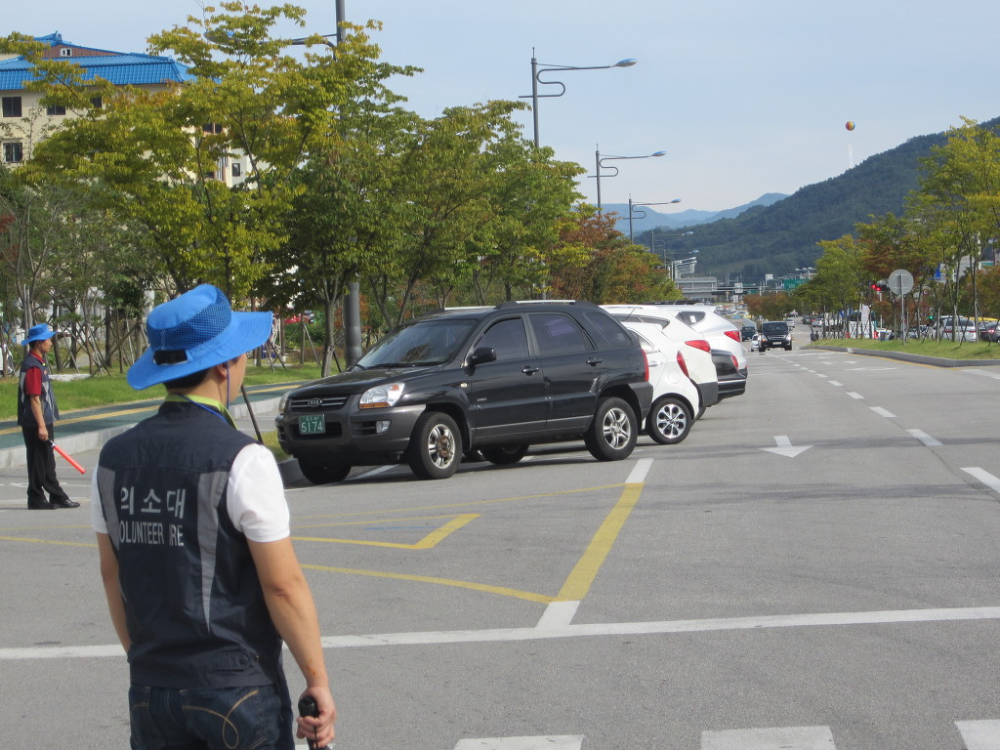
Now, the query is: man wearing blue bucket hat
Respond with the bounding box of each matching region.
[18,323,77,510]
[91,285,336,749]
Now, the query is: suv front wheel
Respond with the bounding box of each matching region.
[481,444,529,465]
[584,397,638,461]
[408,412,463,480]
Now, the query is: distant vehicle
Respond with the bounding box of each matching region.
[979,321,1000,342]
[936,316,977,342]
[740,324,757,341]
[759,321,792,352]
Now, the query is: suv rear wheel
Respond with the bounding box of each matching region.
[584,397,638,461]
[647,397,692,445]
[407,412,462,479]
[481,444,529,465]
[298,458,351,485]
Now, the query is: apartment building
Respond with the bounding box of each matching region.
[0,32,247,186]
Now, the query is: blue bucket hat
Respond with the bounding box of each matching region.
[21,324,59,346]
[128,284,273,390]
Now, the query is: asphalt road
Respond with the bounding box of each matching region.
[2,341,1000,749]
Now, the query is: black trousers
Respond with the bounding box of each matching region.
[22,423,69,506]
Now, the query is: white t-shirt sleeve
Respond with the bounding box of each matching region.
[227,443,291,542]
[91,469,107,534]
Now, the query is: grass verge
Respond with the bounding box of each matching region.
[808,337,1000,359]
[0,363,327,420]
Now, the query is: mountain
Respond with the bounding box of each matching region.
[604,193,787,237]
[633,116,1000,280]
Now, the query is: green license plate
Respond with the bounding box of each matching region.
[298,414,326,435]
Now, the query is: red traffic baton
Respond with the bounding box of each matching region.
[49,441,86,474]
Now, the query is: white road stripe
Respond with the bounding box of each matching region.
[536,601,579,629]
[870,407,896,418]
[828,381,842,387]
[702,725,835,749]
[455,737,584,750]
[816,373,828,378]
[907,429,942,447]
[626,458,652,484]
[963,467,1000,495]
[6,607,1000,660]
[847,392,864,399]
[956,720,1000,750]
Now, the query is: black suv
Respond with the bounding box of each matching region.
[275,301,653,483]
[759,320,792,351]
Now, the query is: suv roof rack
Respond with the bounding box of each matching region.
[495,300,599,309]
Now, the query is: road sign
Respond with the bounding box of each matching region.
[887,269,914,296]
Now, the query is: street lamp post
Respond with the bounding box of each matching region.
[592,148,666,214]
[521,51,637,148]
[628,197,681,243]
[650,230,694,279]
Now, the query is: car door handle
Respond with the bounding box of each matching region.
[522,366,540,375]
[586,357,604,366]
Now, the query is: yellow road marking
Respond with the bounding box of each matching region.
[555,482,643,602]
[301,563,555,604]
[293,513,478,549]
[0,535,95,548]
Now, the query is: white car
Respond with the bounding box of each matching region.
[605,303,748,374]
[616,320,702,444]
[602,306,720,418]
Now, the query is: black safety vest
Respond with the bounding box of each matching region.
[96,400,284,688]
[17,353,58,427]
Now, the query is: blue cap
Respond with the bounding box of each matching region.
[21,324,58,346]
[128,284,273,390]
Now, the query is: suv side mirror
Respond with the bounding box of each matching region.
[467,346,497,367]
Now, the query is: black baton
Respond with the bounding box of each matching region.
[297,696,330,750]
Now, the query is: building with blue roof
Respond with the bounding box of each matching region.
[1,32,197,167]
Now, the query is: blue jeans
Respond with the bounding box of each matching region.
[128,683,294,750]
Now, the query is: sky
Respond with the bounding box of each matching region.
[7,1,1000,213]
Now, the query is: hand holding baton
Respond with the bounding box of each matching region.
[297,695,331,750]
[49,440,85,474]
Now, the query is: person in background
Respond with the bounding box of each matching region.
[18,323,78,510]
[92,284,336,749]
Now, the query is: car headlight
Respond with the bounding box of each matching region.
[360,382,405,409]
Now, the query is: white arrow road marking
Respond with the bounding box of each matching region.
[454,736,584,750]
[870,407,896,418]
[702,725,835,749]
[963,467,1000,495]
[956,720,1000,750]
[762,435,812,458]
[907,429,942,447]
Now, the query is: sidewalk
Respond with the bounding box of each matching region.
[0,382,296,471]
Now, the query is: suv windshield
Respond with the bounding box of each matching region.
[761,322,788,334]
[357,319,478,368]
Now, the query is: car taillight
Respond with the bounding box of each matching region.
[686,339,711,353]
[724,329,740,342]
[676,350,689,377]
[730,354,738,369]
[642,347,649,381]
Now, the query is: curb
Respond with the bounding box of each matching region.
[809,345,1000,368]
[0,396,284,472]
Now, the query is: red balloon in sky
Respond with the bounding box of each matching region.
[845,121,856,131]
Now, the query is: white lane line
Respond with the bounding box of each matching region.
[956,720,1000,750]
[847,392,864,399]
[626,458,653,484]
[702,725,835,749]
[536,601,579,630]
[870,407,896,418]
[8,606,1000,660]
[455,737,584,750]
[963,467,1000,495]
[828,381,843,387]
[816,373,828,378]
[907,429,942,447]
